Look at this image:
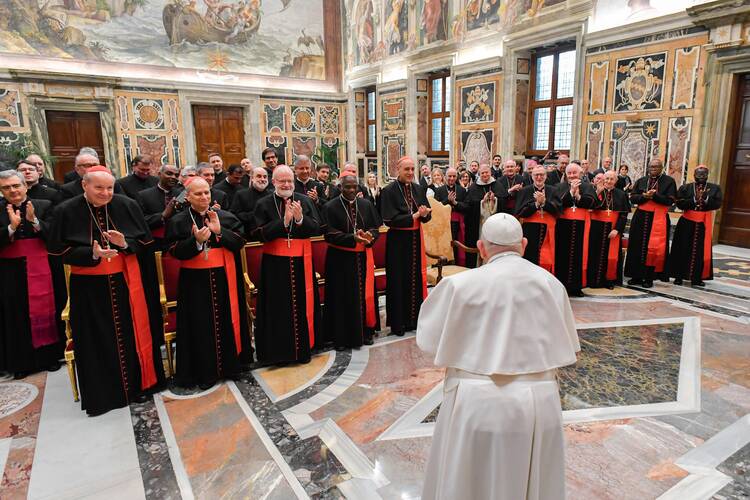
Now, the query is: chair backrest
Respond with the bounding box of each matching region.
[423,197,454,265]
[156,251,181,303]
[372,226,388,269]
[311,236,327,279]
[244,242,264,287]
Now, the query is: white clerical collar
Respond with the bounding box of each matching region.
[475,177,495,186]
[487,251,521,264]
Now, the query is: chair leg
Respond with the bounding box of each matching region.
[66,358,79,402]
[165,339,174,378]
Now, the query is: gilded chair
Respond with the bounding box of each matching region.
[61,264,79,401]
[372,226,388,296]
[423,197,478,285]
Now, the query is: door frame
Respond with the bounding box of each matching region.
[178,90,259,166]
[26,97,119,176]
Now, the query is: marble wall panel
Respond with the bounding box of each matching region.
[459,82,495,124]
[264,104,286,133]
[355,104,366,154]
[585,121,605,172]
[292,136,318,163]
[665,116,692,185]
[461,129,493,167]
[610,119,660,180]
[381,95,406,132]
[292,106,317,134]
[453,73,501,161]
[0,88,25,129]
[416,94,428,155]
[319,106,340,135]
[383,133,405,179]
[588,61,609,115]
[671,46,700,110]
[514,79,529,154]
[135,135,169,166]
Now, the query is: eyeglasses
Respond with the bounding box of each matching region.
[0,184,23,191]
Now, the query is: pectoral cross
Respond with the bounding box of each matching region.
[607,209,611,216]
[203,243,209,260]
[572,205,577,213]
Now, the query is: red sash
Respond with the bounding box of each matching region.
[263,239,315,348]
[521,211,556,274]
[638,201,670,273]
[329,243,376,328]
[181,248,242,354]
[0,239,58,348]
[589,210,621,281]
[391,218,428,299]
[151,226,166,238]
[71,254,157,390]
[559,207,591,288]
[681,210,714,279]
[450,211,466,266]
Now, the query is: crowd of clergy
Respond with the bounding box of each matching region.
[0,145,721,417]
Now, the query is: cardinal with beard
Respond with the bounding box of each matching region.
[0,170,64,378]
[625,159,677,288]
[587,171,630,289]
[668,165,723,286]
[49,166,164,416]
[166,177,250,389]
[254,165,321,364]
[322,175,382,349]
[516,165,560,273]
[230,166,273,241]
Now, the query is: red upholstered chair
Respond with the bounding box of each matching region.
[155,251,180,377]
[243,242,264,311]
[311,236,327,303]
[372,226,388,296]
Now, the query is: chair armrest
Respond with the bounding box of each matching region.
[452,240,480,254]
[158,284,167,306]
[425,252,448,266]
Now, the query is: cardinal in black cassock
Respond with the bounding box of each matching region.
[230,167,273,241]
[625,160,677,287]
[0,175,64,378]
[166,178,250,389]
[669,166,723,286]
[380,157,432,336]
[554,164,596,296]
[515,166,560,273]
[254,165,321,364]
[465,166,505,267]
[49,166,164,416]
[587,172,630,289]
[322,175,382,349]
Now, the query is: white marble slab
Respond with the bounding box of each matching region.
[28,370,145,500]
[0,437,11,482]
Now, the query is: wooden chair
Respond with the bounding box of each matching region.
[423,197,478,285]
[154,251,180,377]
[61,265,78,402]
[311,235,328,303]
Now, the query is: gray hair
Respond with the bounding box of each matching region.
[78,147,99,159]
[180,166,197,177]
[0,169,26,187]
[196,162,212,173]
[75,153,99,166]
[294,155,311,166]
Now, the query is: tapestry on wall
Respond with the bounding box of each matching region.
[460,83,495,124]
[461,129,493,167]
[614,53,666,112]
[0,0,327,80]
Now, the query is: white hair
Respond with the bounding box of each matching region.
[180,166,197,176]
[273,165,294,180]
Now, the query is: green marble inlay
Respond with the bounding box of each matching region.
[558,323,683,411]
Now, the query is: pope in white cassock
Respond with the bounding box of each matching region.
[417,212,580,500]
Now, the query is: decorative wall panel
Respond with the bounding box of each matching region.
[580,33,707,184]
[114,90,184,176]
[382,96,406,131]
[454,73,501,166]
[514,79,529,154]
[416,94,428,155]
[461,129,493,166]
[460,82,495,124]
[260,98,347,170]
[588,61,609,115]
[378,90,406,180]
[0,85,29,151]
[671,46,700,110]
[383,134,405,178]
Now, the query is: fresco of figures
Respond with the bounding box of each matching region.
[0,0,327,79]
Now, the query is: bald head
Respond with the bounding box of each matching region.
[186,177,209,193]
[185,177,211,212]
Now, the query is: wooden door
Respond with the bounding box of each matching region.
[193,105,246,167]
[720,75,750,247]
[46,111,105,182]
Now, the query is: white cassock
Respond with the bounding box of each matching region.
[417,251,580,500]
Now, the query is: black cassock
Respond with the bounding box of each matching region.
[496,174,525,214]
[229,185,273,241]
[49,194,164,416]
[213,178,247,209]
[380,181,431,335]
[136,185,180,249]
[166,208,250,387]
[586,188,630,288]
[254,193,321,364]
[464,180,505,267]
[624,174,677,282]
[434,183,469,243]
[515,184,560,269]
[669,182,723,282]
[0,199,65,376]
[321,196,382,348]
[554,182,596,292]
[116,174,158,200]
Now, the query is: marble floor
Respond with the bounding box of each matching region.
[1,247,749,499]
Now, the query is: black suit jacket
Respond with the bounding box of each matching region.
[136,185,180,229]
[116,174,159,200]
[63,170,80,184]
[27,183,62,204]
[212,178,247,209]
[39,176,61,191]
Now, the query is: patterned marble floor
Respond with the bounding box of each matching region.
[1,249,749,499]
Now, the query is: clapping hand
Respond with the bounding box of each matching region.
[533,190,545,205]
[206,210,221,234]
[354,229,373,245]
[6,204,21,230]
[608,230,619,239]
[417,205,432,218]
[448,190,457,204]
[307,188,319,202]
[93,240,118,260]
[509,183,523,193]
[25,201,36,224]
[644,189,656,199]
[283,199,294,226]
[290,200,303,223]
[192,223,211,244]
[103,230,126,248]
